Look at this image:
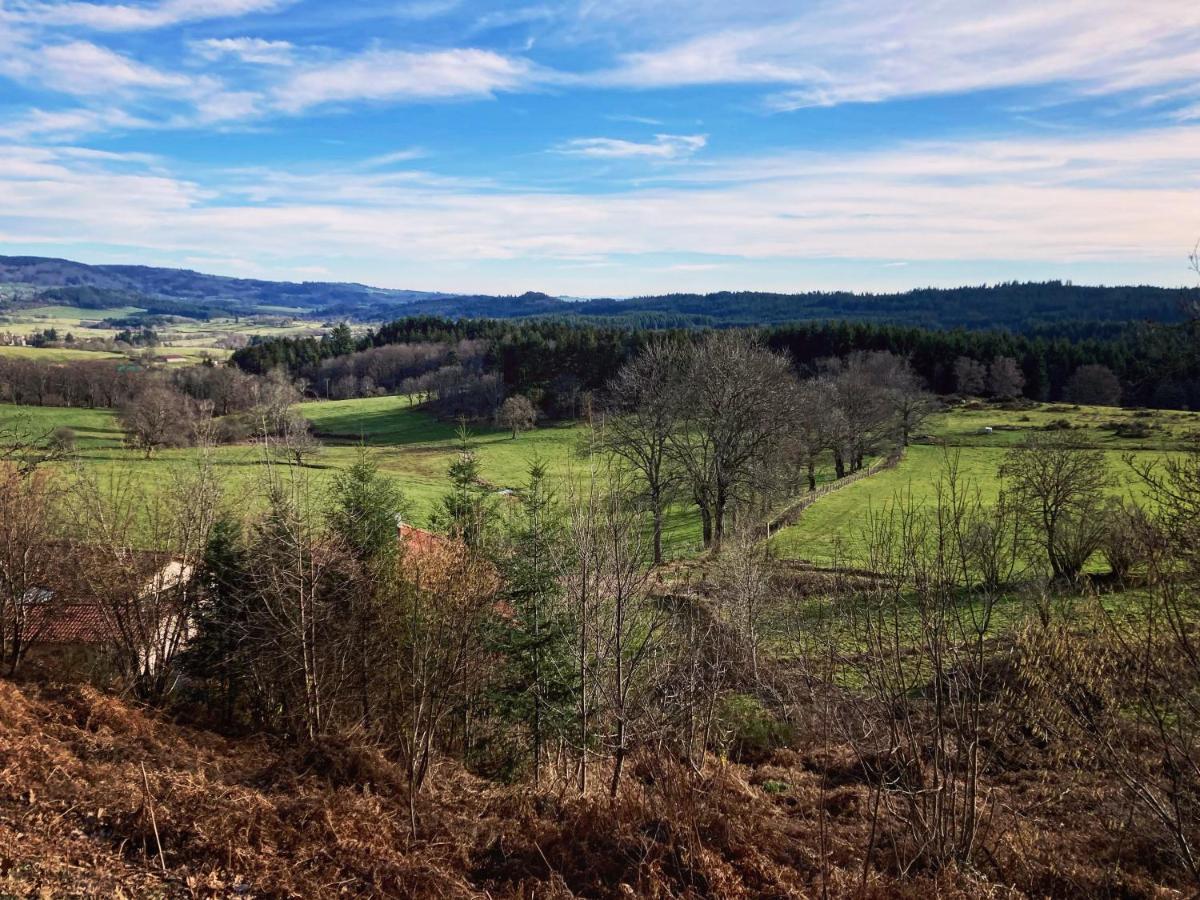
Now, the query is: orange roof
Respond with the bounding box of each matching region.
[25,602,116,645]
[398,523,446,556]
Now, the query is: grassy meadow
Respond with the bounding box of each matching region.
[0,345,125,361]
[0,301,331,362]
[770,403,1199,566]
[0,396,710,556]
[3,396,1195,565]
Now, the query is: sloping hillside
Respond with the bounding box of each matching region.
[0,675,1186,898]
[0,255,451,318]
[2,254,1196,330]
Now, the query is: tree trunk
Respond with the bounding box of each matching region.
[651,487,663,565]
[610,719,626,798]
[712,485,728,552]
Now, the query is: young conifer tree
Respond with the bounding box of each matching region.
[433,421,495,550]
[490,460,578,784]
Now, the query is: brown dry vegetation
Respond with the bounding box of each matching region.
[0,671,1191,899]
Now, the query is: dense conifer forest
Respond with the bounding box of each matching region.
[232,315,1200,411]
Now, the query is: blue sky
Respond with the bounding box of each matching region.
[0,0,1198,296]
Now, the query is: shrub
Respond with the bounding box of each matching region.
[214,413,256,444]
[714,693,793,763]
[1117,422,1153,439]
[48,426,76,453]
[1101,501,1146,579]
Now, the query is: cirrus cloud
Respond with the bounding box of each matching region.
[556,133,706,160]
[597,0,1200,114]
[273,47,538,112]
[10,0,292,32]
[191,36,294,66]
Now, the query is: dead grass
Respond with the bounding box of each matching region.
[0,677,1190,898]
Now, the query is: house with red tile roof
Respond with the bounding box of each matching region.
[17,547,194,679]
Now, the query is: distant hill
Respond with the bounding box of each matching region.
[0,255,453,319]
[1,254,1195,332]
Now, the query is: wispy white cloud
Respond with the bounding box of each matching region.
[393,0,462,22]
[556,133,706,160]
[1,106,153,140]
[273,47,537,112]
[356,149,429,169]
[191,36,294,66]
[11,0,292,31]
[468,5,555,34]
[29,40,195,94]
[0,31,539,134]
[606,114,664,126]
[0,37,264,130]
[597,0,1200,112]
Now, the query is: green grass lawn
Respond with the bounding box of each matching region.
[302,396,708,556]
[0,404,126,448]
[0,398,710,557]
[0,345,125,361]
[925,402,1200,450]
[770,404,1181,567]
[2,397,1190,566]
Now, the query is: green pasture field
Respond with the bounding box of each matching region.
[770,402,1192,567]
[0,345,125,361]
[925,401,1200,449]
[0,305,325,358]
[0,305,146,340]
[302,396,710,555]
[2,397,1193,566]
[0,398,712,556]
[5,304,146,321]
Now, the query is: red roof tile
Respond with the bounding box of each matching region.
[25,602,116,645]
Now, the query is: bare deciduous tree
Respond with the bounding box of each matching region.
[274,412,322,467]
[836,462,1025,872]
[999,433,1113,581]
[378,526,499,832]
[117,383,200,458]
[668,332,797,549]
[825,352,898,474]
[0,462,64,675]
[67,454,221,700]
[597,338,685,564]
[987,356,1026,400]
[713,522,771,682]
[1065,364,1123,407]
[792,377,841,491]
[953,356,988,395]
[562,464,665,796]
[1023,453,1200,883]
[496,394,537,439]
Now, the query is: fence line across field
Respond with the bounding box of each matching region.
[755,451,904,544]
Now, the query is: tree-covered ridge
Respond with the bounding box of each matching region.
[554,281,1195,330]
[2,255,1196,330]
[231,315,1200,411]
